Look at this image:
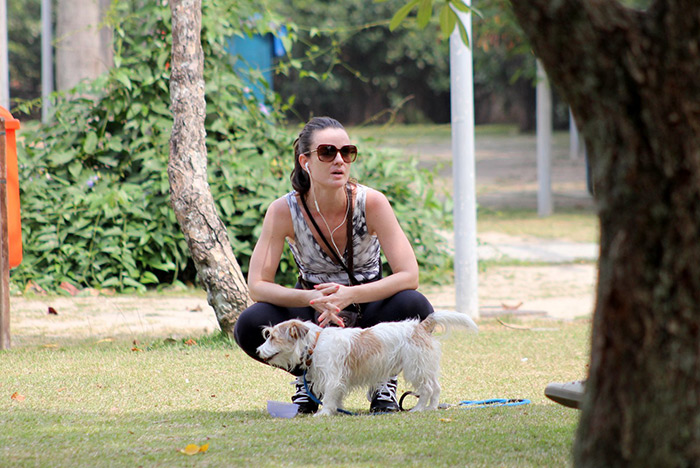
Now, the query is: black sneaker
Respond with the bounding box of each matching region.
[291,377,319,414]
[369,377,400,413]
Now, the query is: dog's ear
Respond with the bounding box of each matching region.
[288,321,309,340]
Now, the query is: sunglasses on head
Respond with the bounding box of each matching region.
[307,144,358,163]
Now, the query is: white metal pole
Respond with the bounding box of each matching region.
[42,0,53,123]
[450,6,478,319]
[536,60,552,217]
[0,0,9,109]
[569,108,580,160]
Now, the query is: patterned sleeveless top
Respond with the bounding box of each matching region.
[285,184,382,286]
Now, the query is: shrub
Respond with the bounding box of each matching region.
[13,0,452,293]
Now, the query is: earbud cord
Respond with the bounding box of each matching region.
[308,173,349,260]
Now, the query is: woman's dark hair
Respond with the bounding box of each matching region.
[291,116,345,194]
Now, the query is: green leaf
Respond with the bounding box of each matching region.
[97,156,119,167]
[101,277,121,287]
[450,0,471,13]
[83,132,98,154]
[68,161,83,179]
[140,271,159,284]
[219,196,235,217]
[389,0,420,31]
[457,17,470,48]
[49,150,77,166]
[113,69,132,91]
[146,260,176,270]
[417,0,433,29]
[122,276,146,291]
[439,4,457,38]
[108,138,124,152]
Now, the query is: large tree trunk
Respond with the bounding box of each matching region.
[55,0,113,91]
[510,0,700,465]
[168,0,251,335]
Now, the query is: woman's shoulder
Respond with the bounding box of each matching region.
[361,185,390,208]
[267,194,294,219]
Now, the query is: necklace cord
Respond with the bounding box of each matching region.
[300,185,358,286]
[310,177,349,259]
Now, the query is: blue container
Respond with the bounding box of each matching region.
[227,28,286,104]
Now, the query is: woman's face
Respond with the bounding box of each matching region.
[302,127,353,189]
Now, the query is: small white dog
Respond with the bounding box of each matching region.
[256,310,478,416]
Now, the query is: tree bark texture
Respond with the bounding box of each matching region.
[510,1,700,466]
[168,0,252,335]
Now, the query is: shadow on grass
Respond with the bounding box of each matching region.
[4,404,577,467]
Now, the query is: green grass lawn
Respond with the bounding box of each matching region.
[1,319,589,467]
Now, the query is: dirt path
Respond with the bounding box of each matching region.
[9,256,596,345]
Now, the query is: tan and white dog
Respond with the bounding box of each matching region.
[256,310,478,416]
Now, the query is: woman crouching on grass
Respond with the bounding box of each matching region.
[233,116,434,414]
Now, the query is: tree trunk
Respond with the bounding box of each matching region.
[55,0,112,91]
[510,1,700,465]
[168,0,251,335]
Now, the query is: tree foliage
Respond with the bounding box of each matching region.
[273,0,562,129]
[13,0,452,293]
[274,0,452,124]
[7,0,42,119]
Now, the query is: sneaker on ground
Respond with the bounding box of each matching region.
[291,377,319,414]
[544,380,585,409]
[369,377,400,413]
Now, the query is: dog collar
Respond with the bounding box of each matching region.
[303,331,321,367]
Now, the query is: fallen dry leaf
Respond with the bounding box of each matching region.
[180,443,208,455]
[11,392,26,402]
[59,281,80,296]
[439,418,452,422]
[47,307,58,315]
[131,347,142,352]
[25,281,46,295]
[184,339,197,346]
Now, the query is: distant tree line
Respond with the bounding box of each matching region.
[272,0,578,129]
[8,0,576,130]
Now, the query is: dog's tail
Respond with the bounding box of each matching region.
[420,310,479,334]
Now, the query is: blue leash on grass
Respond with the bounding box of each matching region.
[399,391,530,410]
[302,370,355,415]
[458,398,531,408]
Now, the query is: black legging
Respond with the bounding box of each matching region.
[233,289,434,371]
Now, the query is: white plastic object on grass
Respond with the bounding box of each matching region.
[267,400,299,418]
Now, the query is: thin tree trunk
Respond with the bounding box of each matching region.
[168,0,251,335]
[510,0,700,465]
[56,0,112,91]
